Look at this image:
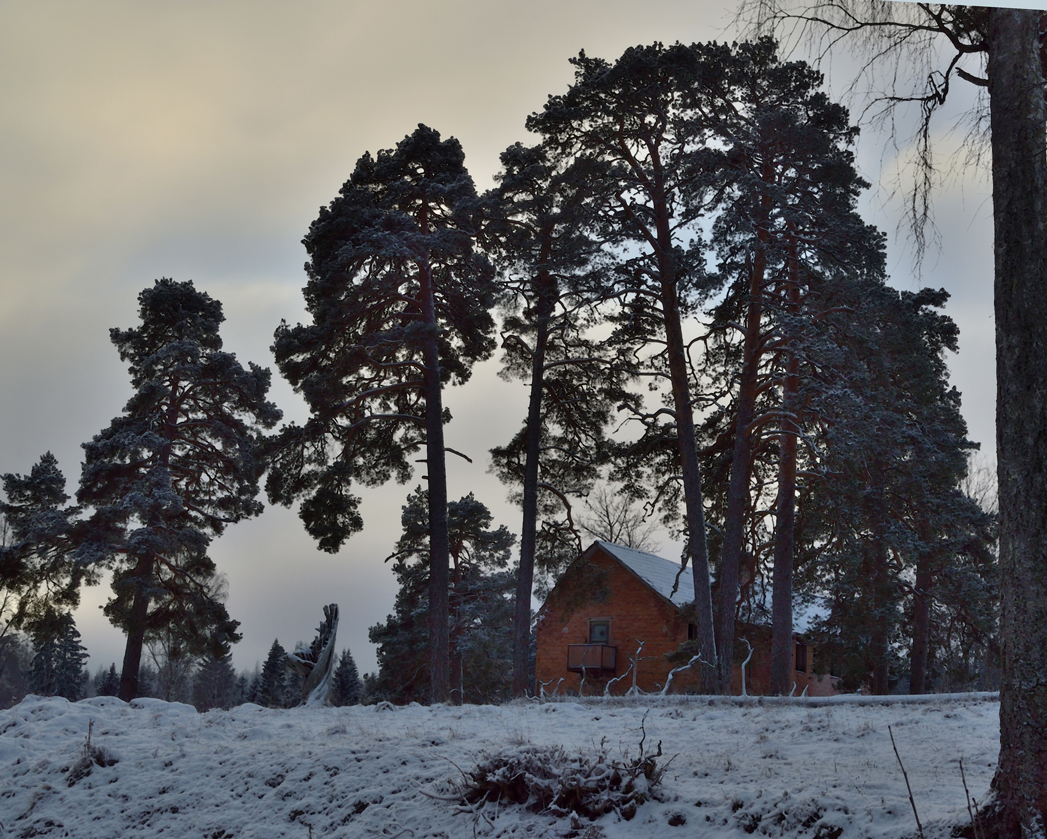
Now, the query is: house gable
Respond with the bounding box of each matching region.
[534,543,698,695]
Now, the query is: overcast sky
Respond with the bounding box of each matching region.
[0,0,1014,678]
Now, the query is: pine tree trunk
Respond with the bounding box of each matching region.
[716,250,765,694]
[769,253,801,696]
[419,258,451,705]
[769,356,799,694]
[909,544,933,695]
[512,256,554,698]
[640,171,718,690]
[118,554,154,701]
[658,252,719,691]
[867,535,891,696]
[987,9,1047,834]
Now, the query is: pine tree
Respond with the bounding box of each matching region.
[269,125,498,703]
[331,649,361,706]
[27,611,88,701]
[234,673,250,706]
[485,142,630,696]
[258,639,288,709]
[529,43,723,690]
[692,39,887,693]
[76,279,281,701]
[793,283,993,695]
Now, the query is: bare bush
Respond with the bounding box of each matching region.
[453,739,667,823]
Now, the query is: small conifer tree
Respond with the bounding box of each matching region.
[95,663,120,697]
[331,649,362,706]
[27,611,88,701]
[258,640,288,708]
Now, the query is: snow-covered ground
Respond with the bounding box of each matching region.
[0,692,999,839]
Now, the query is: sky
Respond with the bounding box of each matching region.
[0,0,1013,678]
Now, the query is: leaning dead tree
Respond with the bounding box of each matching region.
[286,603,339,707]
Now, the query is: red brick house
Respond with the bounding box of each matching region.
[533,541,840,697]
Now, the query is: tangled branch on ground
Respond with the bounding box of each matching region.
[453,739,667,823]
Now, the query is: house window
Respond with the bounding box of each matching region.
[795,641,808,673]
[687,623,698,641]
[588,620,610,645]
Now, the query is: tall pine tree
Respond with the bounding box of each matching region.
[529,43,723,690]
[485,142,628,696]
[269,125,498,703]
[77,279,281,700]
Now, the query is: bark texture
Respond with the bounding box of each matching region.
[988,8,1047,835]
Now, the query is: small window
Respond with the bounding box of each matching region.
[687,623,698,641]
[795,642,808,673]
[588,620,610,645]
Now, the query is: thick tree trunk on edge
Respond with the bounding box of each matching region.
[988,8,1047,834]
[118,554,154,702]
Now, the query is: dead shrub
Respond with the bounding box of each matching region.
[456,740,666,822]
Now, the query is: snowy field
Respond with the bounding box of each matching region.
[0,693,999,839]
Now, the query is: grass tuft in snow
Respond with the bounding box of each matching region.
[65,720,118,787]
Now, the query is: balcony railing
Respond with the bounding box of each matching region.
[567,644,617,673]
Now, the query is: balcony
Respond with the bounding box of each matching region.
[567,644,617,673]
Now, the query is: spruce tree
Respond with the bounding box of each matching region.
[269,125,498,703]
[0,633,31,709]
[258,639,288,709]
[192,654,237,711]
[331,649,362,706]
[76,279,281,701]
[95,663,120,697]
[27,611,88,701]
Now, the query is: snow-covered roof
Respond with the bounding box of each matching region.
[594,541,694,607]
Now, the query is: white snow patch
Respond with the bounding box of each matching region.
[0,693,999,838]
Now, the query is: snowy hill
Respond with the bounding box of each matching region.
[0,693,998,838]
